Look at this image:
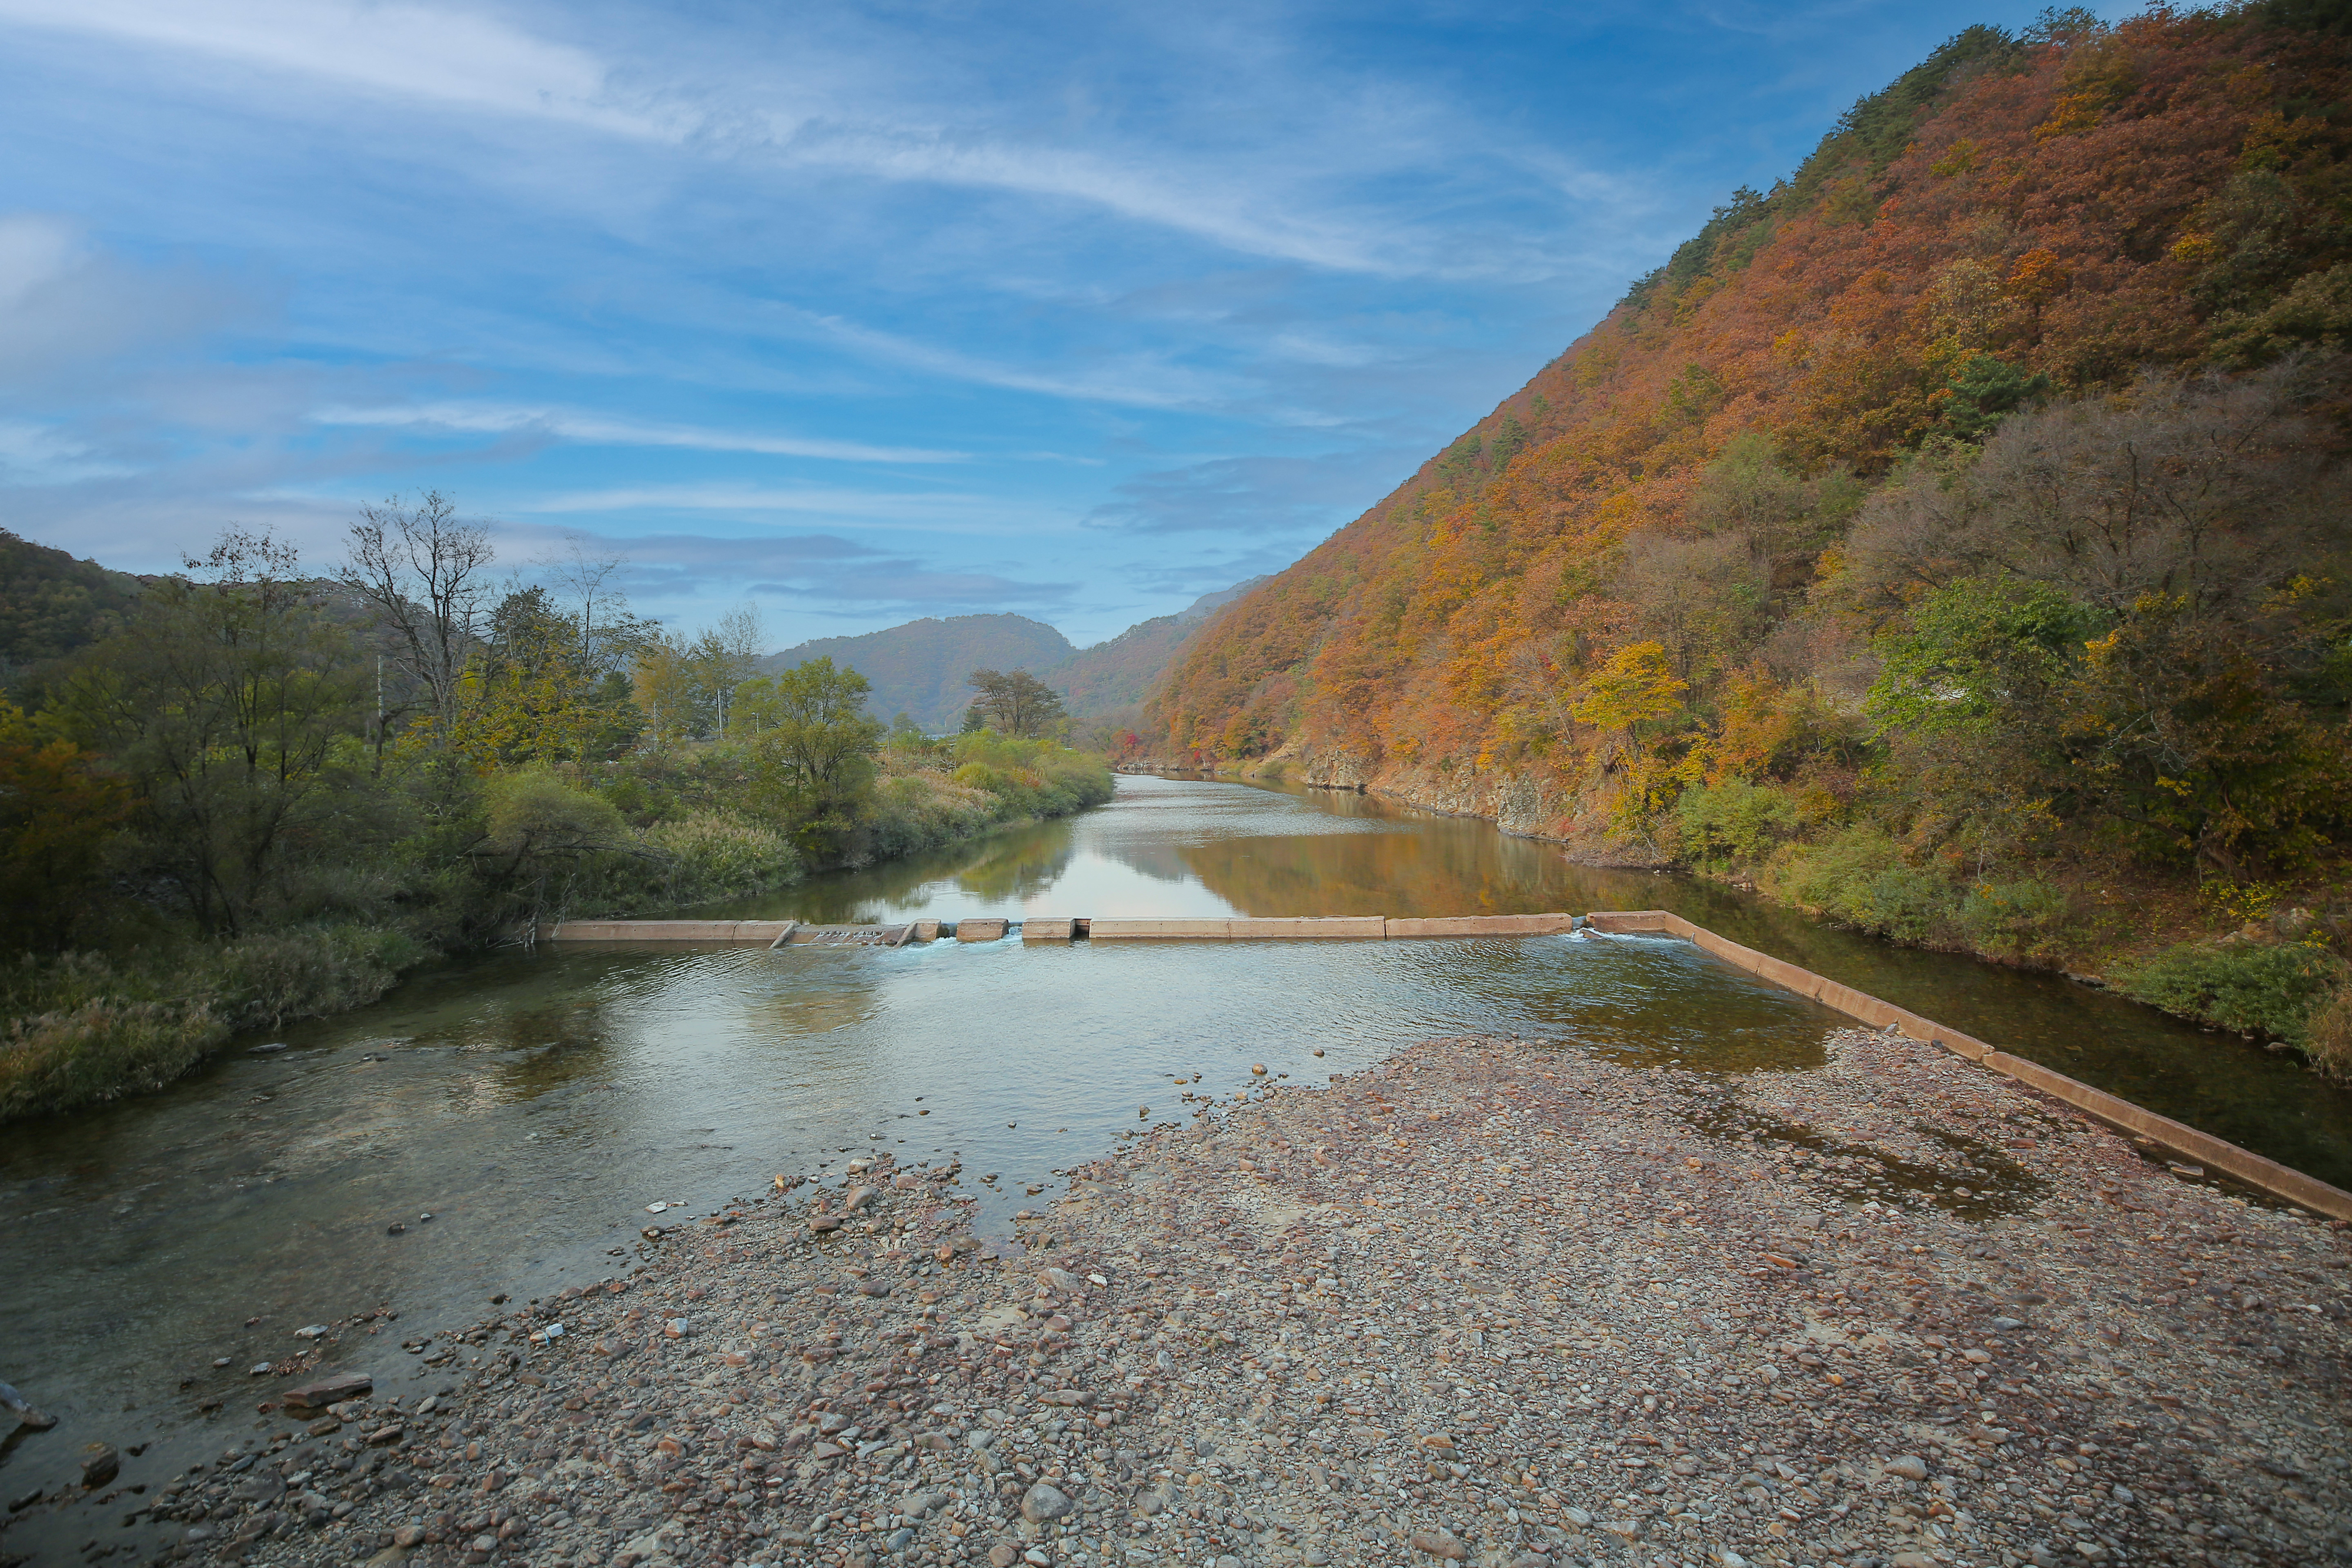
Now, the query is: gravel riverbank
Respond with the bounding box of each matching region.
[134,1028,2349,1568]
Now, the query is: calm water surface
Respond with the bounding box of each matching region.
[1,774,2344,1554]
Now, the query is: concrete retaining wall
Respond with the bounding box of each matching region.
[1090,916,1389,940]
[1385,914,1578,938]
[536,920,795,944]
[1585,908,2352,1222]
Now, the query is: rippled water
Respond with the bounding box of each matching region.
[0,773,2343,1556]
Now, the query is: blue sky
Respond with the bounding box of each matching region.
[0,0,2109,648]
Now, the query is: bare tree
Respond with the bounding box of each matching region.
[544,535,627,670]
[697,604,764,734]
[337,491,496,741]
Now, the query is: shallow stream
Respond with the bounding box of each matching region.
[2,774,2344,1558]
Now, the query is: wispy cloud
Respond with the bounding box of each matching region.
[312,402,965,463]
[0,0,673,136]
[0,0,1626,282]
[0,419,135,484]
[771,307,1245,412]
[516,483,1014,532]
[1086,450,1407,536]
[509,527,1077,617]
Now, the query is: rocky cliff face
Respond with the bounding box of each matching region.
[1197,735,1673,867]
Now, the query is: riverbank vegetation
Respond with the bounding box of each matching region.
[1150,6,2352,1071]
[0,511,1110,1119]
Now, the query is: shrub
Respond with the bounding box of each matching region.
[482,768,628,856]
[0,922,427,1119]
[1956,878,2079,962]
[0,999,223,1119]
[2113,940,2348,1048]
[1770,826,1963,944]
[2307,982,2352,1080]
[1676,780,1801,867]
[645,812,803,902]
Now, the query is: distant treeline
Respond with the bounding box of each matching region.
[0,501,1110,1119]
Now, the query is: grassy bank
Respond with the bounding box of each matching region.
[0,733,1111,1122]
[0,924,427,1119]
[1692,805,2352,1078]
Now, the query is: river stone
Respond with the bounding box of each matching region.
[78,1444,119,1487]
[282,1371,372,1409]
[1020,1482,1074,1522]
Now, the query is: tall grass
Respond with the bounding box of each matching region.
[0,924,424,1119]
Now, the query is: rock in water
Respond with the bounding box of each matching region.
[79,1443,119,1487]
[282,1371,373,1409]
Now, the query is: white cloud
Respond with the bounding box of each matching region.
[310,402,966,463]
[0,0,673,136]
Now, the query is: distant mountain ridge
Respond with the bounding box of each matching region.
[1038,577,1268,727]
[0,529,148,690]
[759,580,1266,731]
[757,613,1075,731]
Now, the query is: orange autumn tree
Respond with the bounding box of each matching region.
[1151,6,2352,874]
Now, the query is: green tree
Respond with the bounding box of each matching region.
[56,530,368,936]
[0,701,132,952]
[450,587,611,769]
[742,658,887,852]
[1866,578,2105,737]
[966,667,1068,738]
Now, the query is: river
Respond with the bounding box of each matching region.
[1,773,2345,1559]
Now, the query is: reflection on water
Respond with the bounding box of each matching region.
[1,773,2346,1555]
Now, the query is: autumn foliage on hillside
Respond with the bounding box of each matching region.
[1151,6,2352,1058]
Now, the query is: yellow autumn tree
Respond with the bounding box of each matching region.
[1569,641,1689,751]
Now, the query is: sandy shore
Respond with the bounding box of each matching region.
[139,1028,2347,1568]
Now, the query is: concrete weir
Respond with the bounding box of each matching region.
[528,907,2351,1219]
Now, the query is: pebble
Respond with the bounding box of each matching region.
[184,1028,2350,1568]
[1019,1482,1073,1522]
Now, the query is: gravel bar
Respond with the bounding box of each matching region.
[155,1029,2348,1568]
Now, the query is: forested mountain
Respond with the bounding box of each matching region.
[0,529,147,688]
[760,614,1076,730]
[1148,6,2352,1060]
[1039,578,1268,726]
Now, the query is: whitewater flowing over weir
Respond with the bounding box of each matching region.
[534,907,2352,1222]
